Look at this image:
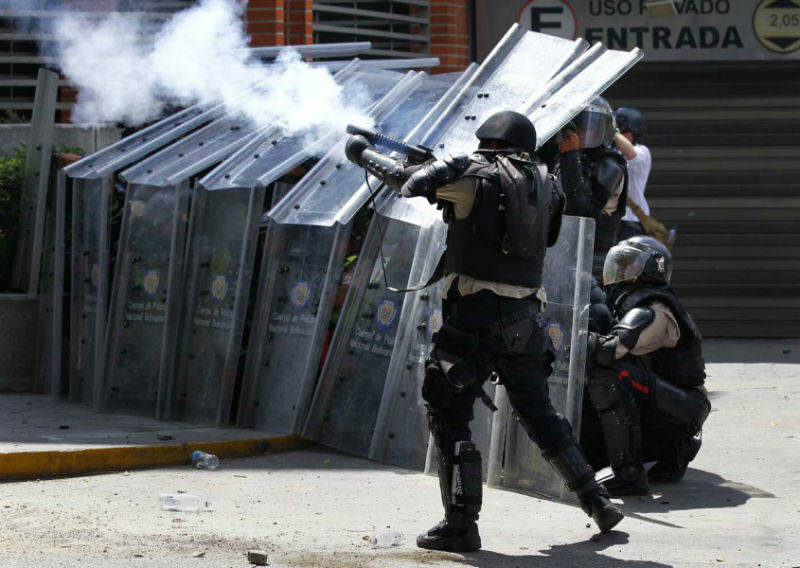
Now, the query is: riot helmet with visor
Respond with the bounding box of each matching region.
[603,235,672,286]
[573,96,615,150]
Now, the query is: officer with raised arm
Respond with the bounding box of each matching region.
[345,111,623,552]
[558,97,629,278]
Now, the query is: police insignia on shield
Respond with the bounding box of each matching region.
[290,281,310,309]
[211,274,229,302]
[143,269,160,297]
[375,299,398,328]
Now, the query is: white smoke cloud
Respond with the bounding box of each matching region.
[50,0,372,135]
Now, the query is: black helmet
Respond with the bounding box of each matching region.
[573,96,615,149]
[614,107,645,143]
[476,110,537,154]
[603,235,672,286]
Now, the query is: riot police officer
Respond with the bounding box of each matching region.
[345,110,623,552]
[558,97,628,278]
[584,236,711,496]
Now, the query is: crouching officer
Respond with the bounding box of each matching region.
[585,236,711,495]
[558,97,628,278]
[345,111,623,552]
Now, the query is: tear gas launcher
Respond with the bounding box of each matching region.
[346,124,435,165]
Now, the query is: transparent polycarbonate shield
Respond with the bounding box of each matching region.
[237,72,457,434]
[98,118,260,417]
[63,105,223,404]
[303,213,432,455]
[68,177,108,404]
[100,182,189,417]
[526,46,643,146]
[169,186,264,425]
[487,216,595,502]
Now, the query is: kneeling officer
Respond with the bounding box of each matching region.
[345,111,623,552]
[585,236,711,495]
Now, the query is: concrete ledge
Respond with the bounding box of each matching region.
[0,435,310,481]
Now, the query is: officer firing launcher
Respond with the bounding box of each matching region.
[346,124,434,165]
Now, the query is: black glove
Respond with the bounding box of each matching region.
[345,135,371,167]
[587,331,618,369]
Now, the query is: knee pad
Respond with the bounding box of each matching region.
[587,369,622,412]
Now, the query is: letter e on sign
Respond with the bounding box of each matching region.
[518,0,578,40]
[753,0,800,53]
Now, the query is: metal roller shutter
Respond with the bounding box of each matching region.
[606,61,800,338]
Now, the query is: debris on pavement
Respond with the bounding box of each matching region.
[370,530,405,548]
[247,549,268,566]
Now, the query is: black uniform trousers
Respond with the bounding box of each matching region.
[581,359,707,471]
[422,286,573,455]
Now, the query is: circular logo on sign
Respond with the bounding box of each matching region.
[754,0,800,53]
[290,281,310,310]
[548,322,564,352]
[211,274,229,302]
[143,269,160,297]
[517,0,577,40]
[375,299,398,329]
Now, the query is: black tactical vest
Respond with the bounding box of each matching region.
[443,153,553,288]
[615,285,706,389]
[590,150,629,253]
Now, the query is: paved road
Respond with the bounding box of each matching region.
[1,339,797,567]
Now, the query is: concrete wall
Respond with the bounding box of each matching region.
[0,295,38,392]
[0,124,121,155]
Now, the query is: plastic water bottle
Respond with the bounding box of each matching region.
[159,493,210,512]
[191,450,220,470]
[371,530,405,548]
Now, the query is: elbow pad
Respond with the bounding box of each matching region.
[401,153,471,202]
[612,306,655,351]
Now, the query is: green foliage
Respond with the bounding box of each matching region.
[0,145,26,291]
[55,144,86,156]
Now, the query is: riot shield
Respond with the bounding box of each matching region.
[486,215,595,502]
[64,105,222,404]
[169,68,412,427]
[100,182,188,416]
[237,71,459,435]
[100,115,258,418]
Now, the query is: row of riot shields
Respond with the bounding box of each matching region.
[236,69,472,435]
[169,66,418,426]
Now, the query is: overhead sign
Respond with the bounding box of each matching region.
[500,0,800,60]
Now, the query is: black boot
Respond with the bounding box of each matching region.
[543,437,624,533]
[417,440,482,552]
[648,436,702,483]
[417,513,481,552]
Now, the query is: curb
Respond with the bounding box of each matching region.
[0,435,310,481]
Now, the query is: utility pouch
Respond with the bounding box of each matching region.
[433,323,480,391]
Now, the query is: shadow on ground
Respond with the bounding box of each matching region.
[429,532,670,568]
[616,468,774,515]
